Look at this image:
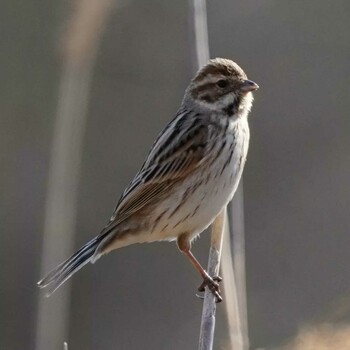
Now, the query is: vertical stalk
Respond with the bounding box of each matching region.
[222,200,246,349]
[190,1,224,349]
[198,211,226,350]
[35,58,94,350]
[190,0,248,348]
[192,0,210,65]
[227,184,249,349]
[35,1,113,349]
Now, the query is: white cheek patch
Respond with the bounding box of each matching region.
[197,99,216,110]
[197,92,235,111]
[220,93,235,107]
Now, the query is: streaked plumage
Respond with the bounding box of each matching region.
[38,58,258,300]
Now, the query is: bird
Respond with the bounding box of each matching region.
[38,58,259,302]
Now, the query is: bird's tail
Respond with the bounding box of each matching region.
[37,235,103,297]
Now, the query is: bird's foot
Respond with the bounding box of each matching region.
[198,274,223,303]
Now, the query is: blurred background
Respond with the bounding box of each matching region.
[1,0,350,349]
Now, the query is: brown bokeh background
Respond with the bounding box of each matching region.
[1,1,350,349]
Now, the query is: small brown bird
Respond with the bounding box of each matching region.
[38,58,258,301]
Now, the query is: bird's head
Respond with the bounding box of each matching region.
[184,58,259,117]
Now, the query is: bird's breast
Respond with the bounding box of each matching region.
[151,117,249,241]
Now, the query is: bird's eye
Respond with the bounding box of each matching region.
[216,79,228,88]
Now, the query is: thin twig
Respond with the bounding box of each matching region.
[191,1,248,348]
[198,211,226,350]
[191,0,224,349]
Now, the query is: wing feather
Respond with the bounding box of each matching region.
[101,113,210,232]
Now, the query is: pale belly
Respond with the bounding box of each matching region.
[154,152,244,241]
[150,121,249,242]
[109,118,249,250]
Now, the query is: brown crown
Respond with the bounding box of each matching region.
[193,58,247,83]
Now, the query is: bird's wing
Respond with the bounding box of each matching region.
[101,112,211,234]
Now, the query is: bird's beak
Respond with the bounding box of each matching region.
[240,79,259,93]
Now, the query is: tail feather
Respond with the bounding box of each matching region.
[37,236,102,297]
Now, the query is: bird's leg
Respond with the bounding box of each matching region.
[177,234,222,302]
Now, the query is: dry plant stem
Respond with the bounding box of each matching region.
[198,210,225,350]
[222,212,244,350]
[192,0,210,66]
[227,184,249,349]
[191,0,225,349]
[191,0,248,348]
[35,1,113,349]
